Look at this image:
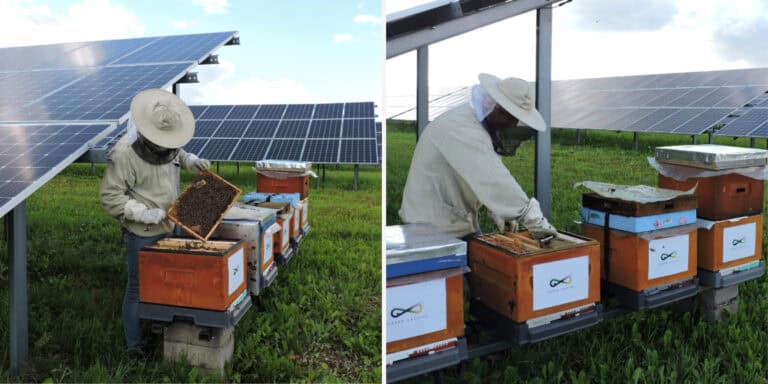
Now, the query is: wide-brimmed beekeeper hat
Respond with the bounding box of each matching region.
[478,73,546,132]
[129,88,195,148]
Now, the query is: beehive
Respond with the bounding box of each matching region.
[139,238,247,311]
[300,198,309,231]
[468,231,600,323]
[581,223,697,291]
[659,173,763,220]
[697,214,763,272]
[257,173,310,199]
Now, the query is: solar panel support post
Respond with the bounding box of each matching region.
[576,129,581,145]
[750,138,756,148]
[534,6,552,218]
[708,131,713,144]
[236,162,240,176]
[416,45,429,141]
[354,165,360,190]
[7,201,28,376]
[216,161,220,174]
[633,132,639,150]
[691,135,696,145]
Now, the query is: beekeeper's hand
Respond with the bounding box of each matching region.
[521,198,558,240]
[489,211,520,233]
[193,158,211,172]
[124,200,166,224]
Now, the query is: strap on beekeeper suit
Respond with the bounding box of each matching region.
[471,85,557,239]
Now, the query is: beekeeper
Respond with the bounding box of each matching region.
[400,73,557,240]
[100,89,211,353]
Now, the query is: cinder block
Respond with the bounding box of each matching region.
[163,322,234,375]
[701,285,739,322]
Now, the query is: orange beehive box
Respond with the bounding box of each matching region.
[581,223,697,291]
[468,231,600,323]
[257,173,309,199]
[300,199,309,229]
[659,173,763,220]
[290,204,301,240]
[386,268,464,353]
[275,210,292,254]
[698,214,763,272]
[139,238,247,311]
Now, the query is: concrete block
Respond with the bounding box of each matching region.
[701,285,739,322]
[163,322,234,375]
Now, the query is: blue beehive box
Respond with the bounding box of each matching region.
[386,224,467,278]
[580,207,697,233]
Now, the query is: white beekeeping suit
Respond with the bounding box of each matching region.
[399,74,555,239]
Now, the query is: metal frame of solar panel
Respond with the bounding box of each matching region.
[388,67,768,138]
[185,102,379,165]
[0,122,115,217]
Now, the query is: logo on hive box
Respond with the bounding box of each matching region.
[390,303,423,318]
[549,274,573,288]
[651,247,678,262]
[731,237,747,248]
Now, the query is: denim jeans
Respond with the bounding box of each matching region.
[122,228,166,349]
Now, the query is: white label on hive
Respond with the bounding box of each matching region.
[262,231,274,265]
[387,278,447,343]
[293,209,300,232]
[302,202,308,225]
[532,256,590,311]
[723,222,756,263]
[282,220,290,247]
[228,248,245,295]
[648,234,689,280]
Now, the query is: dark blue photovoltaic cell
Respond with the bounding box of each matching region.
[0,123,112,217]
[0,41,90,71]
[113,32,235,65]
[190,105,208,118]
[213,120,249,138]
[284,104,314,119]
[314,103,343,119]
[244,120,279,138]
[343,102,375,118]
[184,138,207,154]
[254,104,286,119]
[198,105,232,120]
[5,64,190,122]
[342,119,376,138]
[673,108,731,134]
[645,109,705,133]
[606,109,656,131]
[301,140,339,163]
[266,140,304,160]
[198,138,237,160]
[0,68,96,117]
[690,87,740,108]
[339,139,377,163]
[66,37,156,67]
[667,88,717,107]
[744,119,768,138]
[227,105,259,120]
[715,109,768,137]
[629,109,677,132]
[229,139,271,161]
[308,120,341,138]
[275,120,310,138]
[194,120,222,137]
[713,86,765,108]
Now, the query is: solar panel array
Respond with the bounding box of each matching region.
[388,67,768,138]
[0,123,114,217]
[0,32,236,217]
[376,122,382,162]
[184,102,379,164]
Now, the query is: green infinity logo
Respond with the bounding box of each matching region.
[732,238,746,246]
[660,251,677,261]
[391,303,423,318]
[549,275,572,288]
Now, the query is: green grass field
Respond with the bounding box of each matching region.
[387,120,768,383]
[0,163,381,383]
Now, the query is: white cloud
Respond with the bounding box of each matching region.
[0,0,144,47]
[354,14,382,25]
[179,59,316,104]
[192,0,229,14]
[334,33,354,43]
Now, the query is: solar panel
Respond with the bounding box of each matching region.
[194,120,222,137]
[244,120,279,138]
[715,108,768,137]
[308,120,341,138]
[254,104,286,119]
[340,139,378,164]
[284,104,314,119]
[672,108,731,134]
[0,123,114,217]
[275,120,310,138]
[344,102,375,118]
[228,105,259,120]
[112,32,234,65]
[266,139,304,160]
[314,103,343,119]
[645,109,704,134]
[302,140,340,163]
[213,120,249,138]
[342,118,376,138]
[230,139,271,161]
[198,105,233,120]
[199,138,238,160]
[183,138,208,154]
[0,68,96,117]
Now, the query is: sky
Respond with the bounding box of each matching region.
[385,0,768,113]
[0,0,383,107]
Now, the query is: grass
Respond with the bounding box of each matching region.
[0,162,381,383]
[387,119,768,383]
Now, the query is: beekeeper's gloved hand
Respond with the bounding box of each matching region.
[124,200,166,224]
[521,198,558,240]
[489,211,519,233]
[193,158,211,172]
